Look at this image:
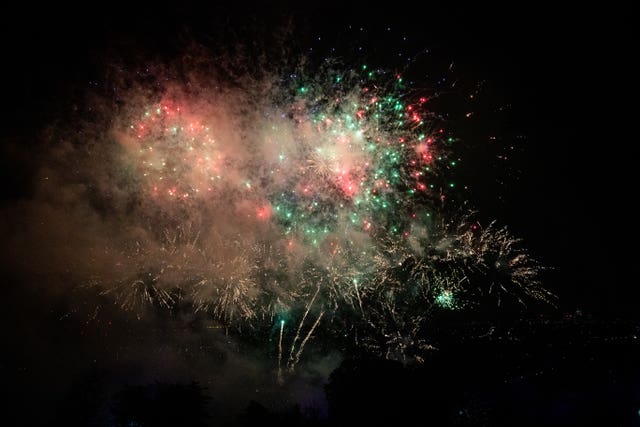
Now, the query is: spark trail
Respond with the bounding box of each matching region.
[42,52,552,373]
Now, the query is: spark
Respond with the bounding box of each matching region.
[68,54,553,374]
[278,319,285,384]
[289,311,324,372]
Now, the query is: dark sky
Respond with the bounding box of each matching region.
[0,3,634,426]
[1,3,630,316]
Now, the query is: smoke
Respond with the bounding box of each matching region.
[1,26,551,423]
[0,42,352,422]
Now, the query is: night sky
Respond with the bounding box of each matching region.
[1,3,635,426]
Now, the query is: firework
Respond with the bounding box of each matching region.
[69,57,552,373]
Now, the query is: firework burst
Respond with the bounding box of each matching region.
[65,54,553,372]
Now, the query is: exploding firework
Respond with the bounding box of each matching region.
[55,50,552,372]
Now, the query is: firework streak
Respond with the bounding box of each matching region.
[82,63,553,368]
